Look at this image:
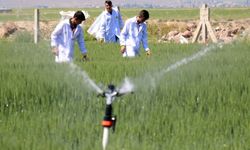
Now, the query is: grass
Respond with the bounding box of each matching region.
[0,32,250,150]
[211,7,250,21]
[0,7,250,22]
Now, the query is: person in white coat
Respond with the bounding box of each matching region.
[120,10,151,57]
[92,0,123,43]
[51,11,88,63]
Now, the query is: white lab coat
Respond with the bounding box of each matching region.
[88,7,123,43]
[120,17,150,57]
[51,19,87,63]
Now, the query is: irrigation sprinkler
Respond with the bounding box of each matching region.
[98,84,132,150]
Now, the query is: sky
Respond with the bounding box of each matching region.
[0,0,248,8]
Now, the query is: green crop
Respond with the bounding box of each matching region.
[0,31,249,150]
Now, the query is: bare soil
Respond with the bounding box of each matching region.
[1,19,250,43]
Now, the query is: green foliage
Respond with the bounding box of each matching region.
[1,8,250,21]
[0,35,250,150]
[211,8,250,21]
[14,31,34,43]
[83,27,96,42]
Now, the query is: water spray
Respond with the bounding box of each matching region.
[68,63,134,150]
[98,84,133,150]
[69,63,134,150]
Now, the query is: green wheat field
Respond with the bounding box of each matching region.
[0,8,250,150]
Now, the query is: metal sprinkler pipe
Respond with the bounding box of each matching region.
[98,84,131,150]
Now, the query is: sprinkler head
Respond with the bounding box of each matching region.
[108,84,116,92]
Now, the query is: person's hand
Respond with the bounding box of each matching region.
[99,38,104,43]
[146,50,151,56]
[52,47,58,56]
[120,45,126,54]
[81,54,89,61]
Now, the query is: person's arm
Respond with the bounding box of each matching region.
[142,24,150,54]
[51,22,63,48]
[51,22,63,55]
[77,27,89,61]
[120,20,129,46]
[120,20,129,53]
[77,27,87,54]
